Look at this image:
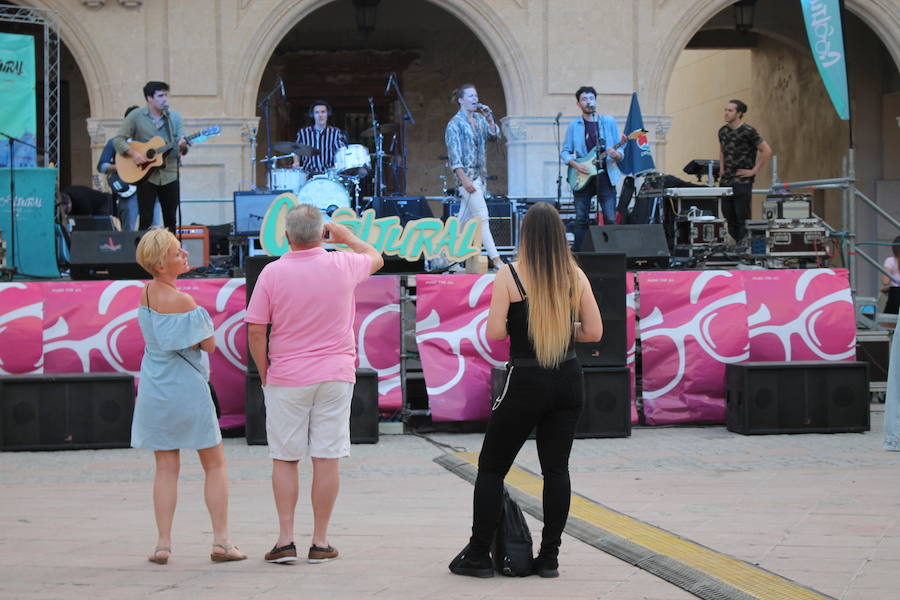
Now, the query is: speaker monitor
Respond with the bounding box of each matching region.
[234,190,283,236]
[581,224,670,268]
[0,373,135,451]
[490,365,630,438]
[726,361,869,435]
[375,197,434,226]
[245,369,379,445]
[574,252,627,367]
[443,199,515,247]
[69,230,147,280]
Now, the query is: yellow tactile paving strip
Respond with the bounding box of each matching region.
[452,451,830,600]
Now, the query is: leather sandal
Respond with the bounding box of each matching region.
[148,546,171,565]
[210,543,247,562]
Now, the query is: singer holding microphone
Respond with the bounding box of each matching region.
[445,84,504,270]
[114,81,188,232]
[560,86,624,251]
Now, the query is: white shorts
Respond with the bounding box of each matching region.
[263,381,354,461]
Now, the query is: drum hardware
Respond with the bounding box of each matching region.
[360,123,398,137]
[272,141,321,157]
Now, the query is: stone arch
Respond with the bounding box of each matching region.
[230,0,533,117]
[19,0,111,116]
[645,0,900,116]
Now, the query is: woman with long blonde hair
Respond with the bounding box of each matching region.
[450,202,602,578]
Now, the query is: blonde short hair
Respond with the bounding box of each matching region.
[136,228,177,276]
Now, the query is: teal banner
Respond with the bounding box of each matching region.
[800,0,849,120]
[0,32,37,167]
[0,168,59,277]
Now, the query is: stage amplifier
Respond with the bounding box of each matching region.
[763,194,811,220]
[443,198,515,249]
[176,225,210,269]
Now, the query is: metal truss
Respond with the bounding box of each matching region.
[0,3,60,168]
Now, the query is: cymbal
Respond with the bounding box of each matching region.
[272,141,320,156]
[360,123,398,138]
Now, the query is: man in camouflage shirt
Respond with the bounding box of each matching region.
[718,99,772,245]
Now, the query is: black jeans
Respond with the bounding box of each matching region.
[721,182,752,242]
[572,172,617,252]
[469,358,583,558]
[137,179,180,231]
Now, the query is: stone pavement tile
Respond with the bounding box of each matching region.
[791,514,893,537]
[767,544,876,560]
[770,533,883,548]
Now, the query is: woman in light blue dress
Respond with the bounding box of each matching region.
[133,228,246,564]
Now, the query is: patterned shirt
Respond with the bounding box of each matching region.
[444,108,499,184]
[718,123,763,185]
[295,125,345,174]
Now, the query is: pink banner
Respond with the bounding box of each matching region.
[0,283,43,375]
[742,269,855,362]
[354,275,402,416]
[626,274,638,424]
[415,274,509,421]
[638,271,750,425]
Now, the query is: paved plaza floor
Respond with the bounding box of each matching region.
[1,405,897,599]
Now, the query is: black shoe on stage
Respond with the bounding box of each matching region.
[449,544,494,578]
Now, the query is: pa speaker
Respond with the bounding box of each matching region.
[574,252,626,367]
[245,369,379,445]
[69,230,147,280]
[444,198,515,247]
[578,366,631,438]
[581,224,669,269]
[490,365,630,438]
[726,361,869,435]
[0,373,135,450]
[244,256,278,374]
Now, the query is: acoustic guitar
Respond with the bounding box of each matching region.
[115,125,221,183]
[566,128,648,192]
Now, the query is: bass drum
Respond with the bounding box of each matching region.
[269,168,308,195]
[296,175,351,213]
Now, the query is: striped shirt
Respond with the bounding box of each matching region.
[295,125,345,174]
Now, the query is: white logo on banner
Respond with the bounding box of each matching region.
[640,272,749,400]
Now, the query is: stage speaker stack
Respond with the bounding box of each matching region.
[0,373,135,450]
[69,230,147,280]
[726,361,869,435]
[581,224,670,269]
[490,364,630,438]
[246,369,379,445]
[574,252,627,367]
[443,198,515,248]
[244,255,278,374]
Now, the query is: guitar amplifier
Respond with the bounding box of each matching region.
[176,225,210,269]
[443,198,515,249]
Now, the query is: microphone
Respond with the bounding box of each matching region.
[554,112,562,124]
[279,77,285,98]
[384,73,394,96]
[476,103,491,112]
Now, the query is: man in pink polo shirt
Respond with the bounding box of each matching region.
[245,204,383,565]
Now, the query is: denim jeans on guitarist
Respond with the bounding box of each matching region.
[572,171,616,252]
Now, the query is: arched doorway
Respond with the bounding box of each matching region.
[658,0,899,295]
[250,0,509,201]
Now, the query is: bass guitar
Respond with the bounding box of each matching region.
[115,125,221,183]
[566,128,648,192]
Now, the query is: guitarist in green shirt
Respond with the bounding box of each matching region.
[560,86,623,251]
[113,81,188,232]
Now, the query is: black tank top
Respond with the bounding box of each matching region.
[507,264,575,360]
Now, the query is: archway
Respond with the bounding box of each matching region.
[245,0,515,200]
[658,0,899,297]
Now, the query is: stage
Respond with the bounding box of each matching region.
[0,268,857,430]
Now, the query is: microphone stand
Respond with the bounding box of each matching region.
[554,113,562,210]
[590,107,607,227]
[1,131,41,278]
[365,96,381,213]
[256,79,281,190]
[385,73,415,196]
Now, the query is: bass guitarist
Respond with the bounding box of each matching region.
[560,86,623,251]
[113,81,188,231]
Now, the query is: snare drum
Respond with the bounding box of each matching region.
[296,175,351,213]
[334,144,371,177]
[269,168,308,195]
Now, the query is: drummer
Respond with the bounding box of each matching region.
[292,100,346,175]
